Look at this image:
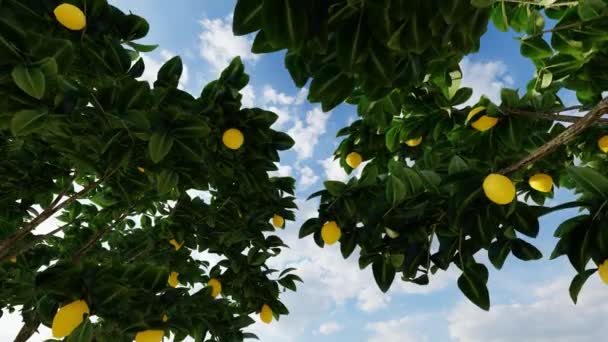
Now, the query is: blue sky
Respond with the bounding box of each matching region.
[3,1,607,341]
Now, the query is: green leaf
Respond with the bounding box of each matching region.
[554,215,589,237]
[569,268,597,304]
[126,42,159,52]
[148,132,174,163]
[157,170,179,194]
[520,37,553,60]
[386,175,407,207]
[385,126,401,152]
[340,231,357,259]
[66,319,93,342]
[500,88,519,107]
[233,0,263,35]
[457,266,490,310]
[567,166,608,199]
[488,240,511,269]
[448,156,469,175]
[308,67,355,111]
[154,56,183,88]
[372,258,396,293]
[471,0,495,8]
[324,180,346,196]
[491,2,509,32]
[336,11,367,70]
[11,65,46,99]
[511,239,542,261]
[299,218,321,238]
[11,108,47,136]
[451,87,473,106]
[578,0,607,21]
[261,0,308,49]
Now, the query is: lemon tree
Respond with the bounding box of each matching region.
[233,0,608,310]
[0,1,302,341]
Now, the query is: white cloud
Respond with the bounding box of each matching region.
[459,58,514,107]
[140,49,190,91]
[295,88,309,105]
[447,276,608,342]
[262,85,295,106]
[318,156,365,183]
[198,16,259,72]
[268,106,291,130]
[298,166,319,189]
[316,321,343,336]
[241,85,255,108]
[287,108,330,160]
[269,164,293,178]
[366,315,432,342]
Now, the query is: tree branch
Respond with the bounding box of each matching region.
[72,211,130,261]
[500,98,608,175]
[507,108,608,126]
[13,317,39,342]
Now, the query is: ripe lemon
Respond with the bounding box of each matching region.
[346,152,362,169]
[169,239,184,251]
[482,173,516,205]
[405,137,422,147]
[272,214,284,229]
[222,128,244,150]
[162,314,168,322]
[9,256,16,263]
[137,166,145,173]
[467,107,498,132]
[135,330,164,342]
[260,304,273,324]
[54,4,86,31]
[599,260,608,285]
[168,272,179,288]
[528,173,553,193]
[321,221,342,246]
[208,278,222,298]
[598,135,608,153]
[52,299,90,338]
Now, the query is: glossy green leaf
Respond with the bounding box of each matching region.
[11,65,45,99]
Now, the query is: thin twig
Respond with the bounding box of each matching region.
[500,98,608,175]
[50,173,76,208]
[72,211,130,260]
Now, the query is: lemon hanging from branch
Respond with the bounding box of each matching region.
[260,304,273,324]
[346,152,362,169]
[528,173,553,193]
[168,272,179,288]
[467,107,498,132]
[599,135,608,153]
[599,260,608,285]
[272,214,284,228]
[483,174,516,205]
[208,278,222,298]
[135,329,164,342]
[222,128,244,150]
[321,221,342,245]
[405,137,422,147]
[54,4,86,31]
[51,299,90,338]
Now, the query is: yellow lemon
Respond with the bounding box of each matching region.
[222,128,244,150]
[208,278,222,298]
[9,256,16,263]
[168,239,184,251]
[528,173,553,193]
[405,137,423,147]
[346,152,363,169]
[54,4,86,31]
[260,304,273,324]
[162,314,168,322]
[51,299,90,338]
[599,260,608,285]
[321,221,342,246]
[467,107,498,132]
[168,272,179,288]
[482,173,516,205]
[137,166,145,173]
[135,330,164,342]
[598,135,608,153]
[272,214,284,229]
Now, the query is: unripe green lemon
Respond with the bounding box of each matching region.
[135,330,164,342]
[52,299,90,338]
[208,278,222,298]
[482,173,515,205]
[599,259,608,285]
[528,173,553,193]
[222,128,244,150]
[272,214,284,228]
[467,107,498,132]
[321,221,342,245]
[346,152,362,169]
[405,137,422,147]
[260,304,273,324]
[54,4,86,31]
[168,272,179,288]
[598,135,608,153]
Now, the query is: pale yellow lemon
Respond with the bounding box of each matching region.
[405,137,423,147]
[222,128,244,150]
[52,299,90,338]
[260,304,273,324]
[598,135,608,153]
[482,173,516,205]
[346,152,363,169]
[528,173,553,193]
[169,239,184,251]
[599,259,608,285]
[208,278,222,298]
[135,330,164,342]
[162,314,168,322]
[272,214,285,228]
[467,107,498,132]
[54,4,86,31]
[168,272,179,288]
[137,166,145,173]
[321,221,342,246]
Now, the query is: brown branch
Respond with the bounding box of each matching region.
[72,211,130,261]
[13,317,40,342]
[507,108,608,126]
[50,173,76,208]
[500,98,608,175]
